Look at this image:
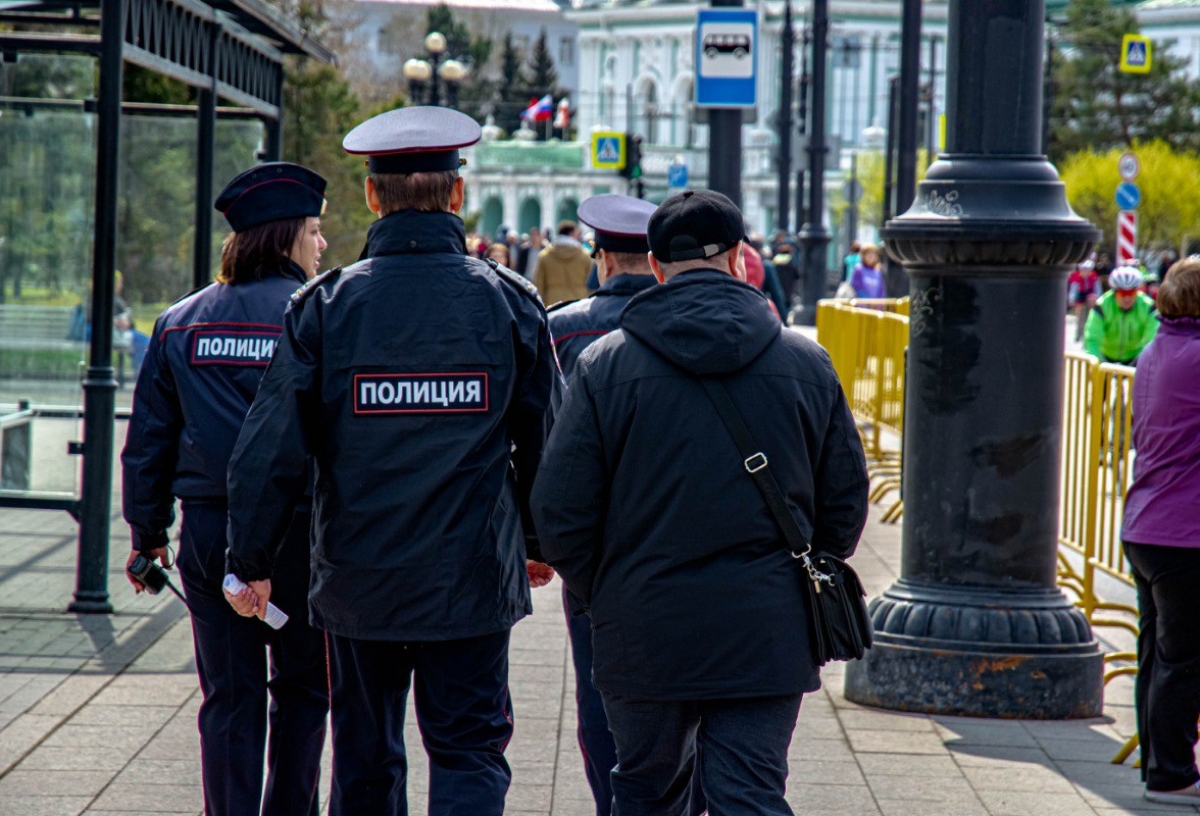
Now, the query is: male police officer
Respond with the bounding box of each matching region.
[549,194,658,380]
[533,190,868,816]
[545,193,660,816]
[224,107,556,816]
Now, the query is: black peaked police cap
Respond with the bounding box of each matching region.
[343,106,482,174]
[214,162,327,233]
[577,194,657,254]
[647,190,746,263]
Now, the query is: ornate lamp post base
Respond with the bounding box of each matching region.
[846,582,1102,718]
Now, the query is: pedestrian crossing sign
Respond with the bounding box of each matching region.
[591,132,626,170]
[1120,34,1152,74]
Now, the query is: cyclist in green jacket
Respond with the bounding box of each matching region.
[1085,266,1159,365]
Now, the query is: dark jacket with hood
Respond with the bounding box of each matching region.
[226,211,555,641]
[532,268,869,699]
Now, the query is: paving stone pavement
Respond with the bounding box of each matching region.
[0,477,1185,815]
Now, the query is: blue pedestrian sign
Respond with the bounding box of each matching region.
[1115,181,1141,210]
[695,9,758,108]
[591,131,626,171]
[668,163,689,188]
[1120,34,1152,74]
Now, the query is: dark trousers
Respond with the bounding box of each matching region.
[602,692,802,816]
[1125,542,1200,792]
[177,501,328,816]
[565,590,708,816]
[565,589,620,816]
[326,629,514,816]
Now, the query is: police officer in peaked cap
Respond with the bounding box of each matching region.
[549,194,658,381]
[122,162,330,816]
[224,107,557,816]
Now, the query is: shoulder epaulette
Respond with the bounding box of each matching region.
[546,298,583,313]
[485,257,544,307]
[289,266,342,308]
[168,281,213,307]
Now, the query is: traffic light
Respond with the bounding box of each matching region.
[620,134,643,181]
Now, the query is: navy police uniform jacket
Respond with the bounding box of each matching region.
[122,263,309,551]
[226,210,555,642]
[532,269,869,699]
[547,273,657,382]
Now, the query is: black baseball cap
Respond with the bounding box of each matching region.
[647,190,746,263]
[214,162,327,232]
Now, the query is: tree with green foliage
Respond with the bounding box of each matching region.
[283,58,374,270]
[1047,0,1200,161]
[1060,141,1200,256]
[527,29,559,98]
[495,32,530,134]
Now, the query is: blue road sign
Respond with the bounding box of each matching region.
[668,163,689,188]
[1115,181,1141,210]
[695,9,758,108]
[591,131,626,170]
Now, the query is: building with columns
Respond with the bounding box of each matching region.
[462,0,1200,246]
[464,0,952,244]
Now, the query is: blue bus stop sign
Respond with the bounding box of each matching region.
[695,9,758,108]
[1115,181,1141,210]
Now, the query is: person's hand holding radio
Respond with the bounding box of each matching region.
[126,546,171,593]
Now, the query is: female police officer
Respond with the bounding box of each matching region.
[121,162,330,816]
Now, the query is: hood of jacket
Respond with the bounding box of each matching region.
[543,240,587,261]
[620,268,780,375]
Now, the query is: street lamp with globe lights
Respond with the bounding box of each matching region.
[403,31,468,108]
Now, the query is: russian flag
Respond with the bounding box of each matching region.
[520,94,554,122]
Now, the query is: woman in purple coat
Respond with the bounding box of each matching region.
[850,244,887,300]
[1122,257,1200,806]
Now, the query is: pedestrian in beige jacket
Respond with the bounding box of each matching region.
[534,220,592,306]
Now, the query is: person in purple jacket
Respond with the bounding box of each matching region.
[1122,257,1200,806]
[849,244,887,300]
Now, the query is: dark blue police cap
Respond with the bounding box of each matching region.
[214,162,327,232]
[577,194,656,254]
[343,106,482,174]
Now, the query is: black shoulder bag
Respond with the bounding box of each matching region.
[697,378,873,666]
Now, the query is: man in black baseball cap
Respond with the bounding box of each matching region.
[533,185,868,815]
[646,189,747,267]
[545,191,708,816]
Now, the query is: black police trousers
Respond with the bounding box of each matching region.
[327,628,514,816]
[178,500,328,816]
[1125,541,1200,793]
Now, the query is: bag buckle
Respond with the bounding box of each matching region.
[744,452,768,473]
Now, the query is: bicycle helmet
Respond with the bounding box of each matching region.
[1109,266,1144,292]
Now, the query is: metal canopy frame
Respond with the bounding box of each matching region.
[0,0,331,613]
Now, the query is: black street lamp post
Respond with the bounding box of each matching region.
[843,0,1104,719]
[794,0,829,326]
[775,0,794,233]
[404,32,467,108]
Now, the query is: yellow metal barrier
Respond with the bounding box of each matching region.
[820,302,1144,764]
[816,299,908,521]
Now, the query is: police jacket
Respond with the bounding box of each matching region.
[226,210,555,642]
[1084,290,1158,364]
[547,273,657,381]
[121,263,308,553]
[532,269,869,699]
